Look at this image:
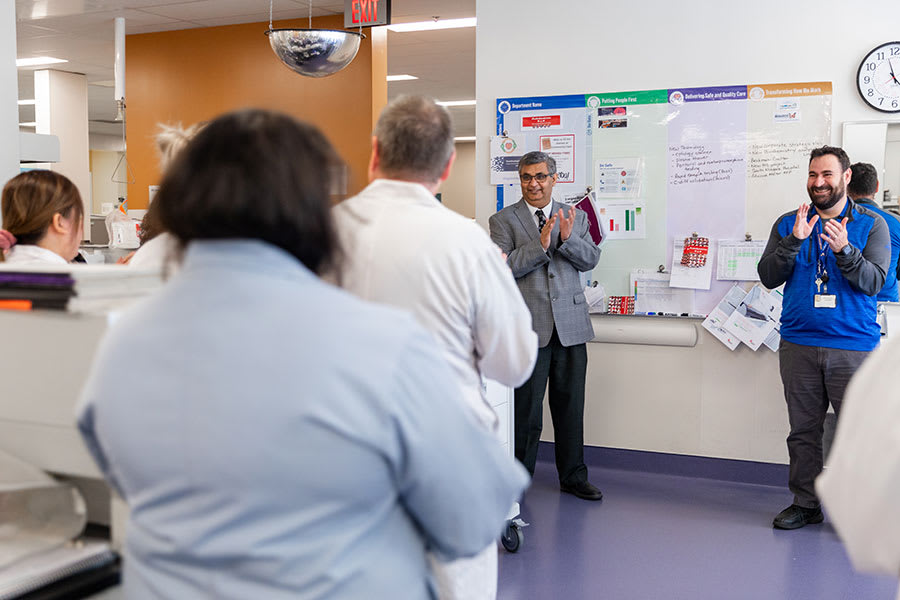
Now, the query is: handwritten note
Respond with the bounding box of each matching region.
[668,144,744,186]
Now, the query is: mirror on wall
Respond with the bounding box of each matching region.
[843,121,900,209]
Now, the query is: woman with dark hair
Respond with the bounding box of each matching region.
[0,170,84,265]
[76,109,528,599]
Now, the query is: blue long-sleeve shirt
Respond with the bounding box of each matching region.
[758,199,890,351]
[854,197,900,302]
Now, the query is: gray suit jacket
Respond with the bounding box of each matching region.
[490,199,601,347]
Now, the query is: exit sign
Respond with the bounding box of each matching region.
[344,0,391,28]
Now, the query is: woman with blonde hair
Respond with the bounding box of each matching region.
[0,170,84,265]
[127,122,204,269]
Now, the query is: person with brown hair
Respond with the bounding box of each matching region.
[77,108,527,600]
[758,145,890,530]
[0,170,84,266]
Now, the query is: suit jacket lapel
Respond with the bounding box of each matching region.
[514,199,540,241]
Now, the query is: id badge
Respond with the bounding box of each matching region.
[814,294,837,308]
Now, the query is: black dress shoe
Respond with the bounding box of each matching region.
[560,480,603,501]
[772,504,823,529]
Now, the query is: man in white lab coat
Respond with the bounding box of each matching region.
[332,95,538,600]
[817,338,900,599]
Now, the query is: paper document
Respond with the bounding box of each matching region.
[670,237,713,290]
[702,285,746,350]
[716,240,767,280]
[596,200,646,240]
[704,284,783,351]
[584,284,606,313]
[489,135,526,185]
[630,270,695,315]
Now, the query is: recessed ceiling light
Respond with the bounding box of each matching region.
[16,56,68,67]
[437,100,476,107]
[386,18,476,33]
[17,99,36,106]
[454,136,476,142]
[386,74,418,81]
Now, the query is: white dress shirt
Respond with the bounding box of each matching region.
[817,336,900,599]
[531,202,553,231]
[332,179,538,431]
[2,244,68,266]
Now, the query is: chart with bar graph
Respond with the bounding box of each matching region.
[597,201,646,240]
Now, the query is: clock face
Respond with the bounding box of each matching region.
[857,41,900,113]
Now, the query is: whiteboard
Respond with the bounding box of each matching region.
[494,82,832,313]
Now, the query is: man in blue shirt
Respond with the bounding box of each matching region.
[849,162,900,302]
[758,146,890,530]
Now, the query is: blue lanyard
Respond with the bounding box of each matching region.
[814,219,830,293]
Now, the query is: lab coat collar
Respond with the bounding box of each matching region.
[2,244,69,266]
[362,178,442,208]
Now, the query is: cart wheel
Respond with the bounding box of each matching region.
[501,521,524,553]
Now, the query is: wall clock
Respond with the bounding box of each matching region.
[857,41,900,113]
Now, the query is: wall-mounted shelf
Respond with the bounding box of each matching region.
[19,131,60,163]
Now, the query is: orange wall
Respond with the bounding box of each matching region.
[126,15,385,209]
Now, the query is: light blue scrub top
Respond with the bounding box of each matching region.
[78,240,529,600]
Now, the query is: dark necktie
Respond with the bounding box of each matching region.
[535,209,547,232]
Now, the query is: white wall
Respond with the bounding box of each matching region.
[439,141,475,218]
[90,133,126,153]
[35,69,92,239]
[475,0,900,226]
[475,0,900,463]
[885,124,900,206]
[0,2,19,214]
[90,150,128,215]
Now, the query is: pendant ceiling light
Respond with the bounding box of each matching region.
[265,0,364,78]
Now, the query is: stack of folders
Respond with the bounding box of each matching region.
[0,541,118,600]
[0,265,163,314]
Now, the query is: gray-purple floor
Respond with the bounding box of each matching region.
[498,444,898,600]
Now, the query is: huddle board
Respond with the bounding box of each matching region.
[492,82,832,314]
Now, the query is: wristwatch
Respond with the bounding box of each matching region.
[839,244,852,256]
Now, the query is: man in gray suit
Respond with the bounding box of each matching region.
[489,151,602,501]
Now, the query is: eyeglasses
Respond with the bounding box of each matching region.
[520,172,552,183]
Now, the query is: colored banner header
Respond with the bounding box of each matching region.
[586,90,668,106]
[747,82,832,99]
[669,86,748,104]
[496,94,585,115]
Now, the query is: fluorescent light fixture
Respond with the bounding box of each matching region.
[386,17,476,33]
[19,122,37,127]
[436,100,476,107]
[17,99,36,106]
[16,56,68,67]
[454,136,476,142]
[386,74,418,81]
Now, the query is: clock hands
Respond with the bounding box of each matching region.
[890,57,900,86]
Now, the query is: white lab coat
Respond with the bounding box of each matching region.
[333,178,538,432]
[816,336,900,599]
[128,231,179,274]
[2,244,68,266]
